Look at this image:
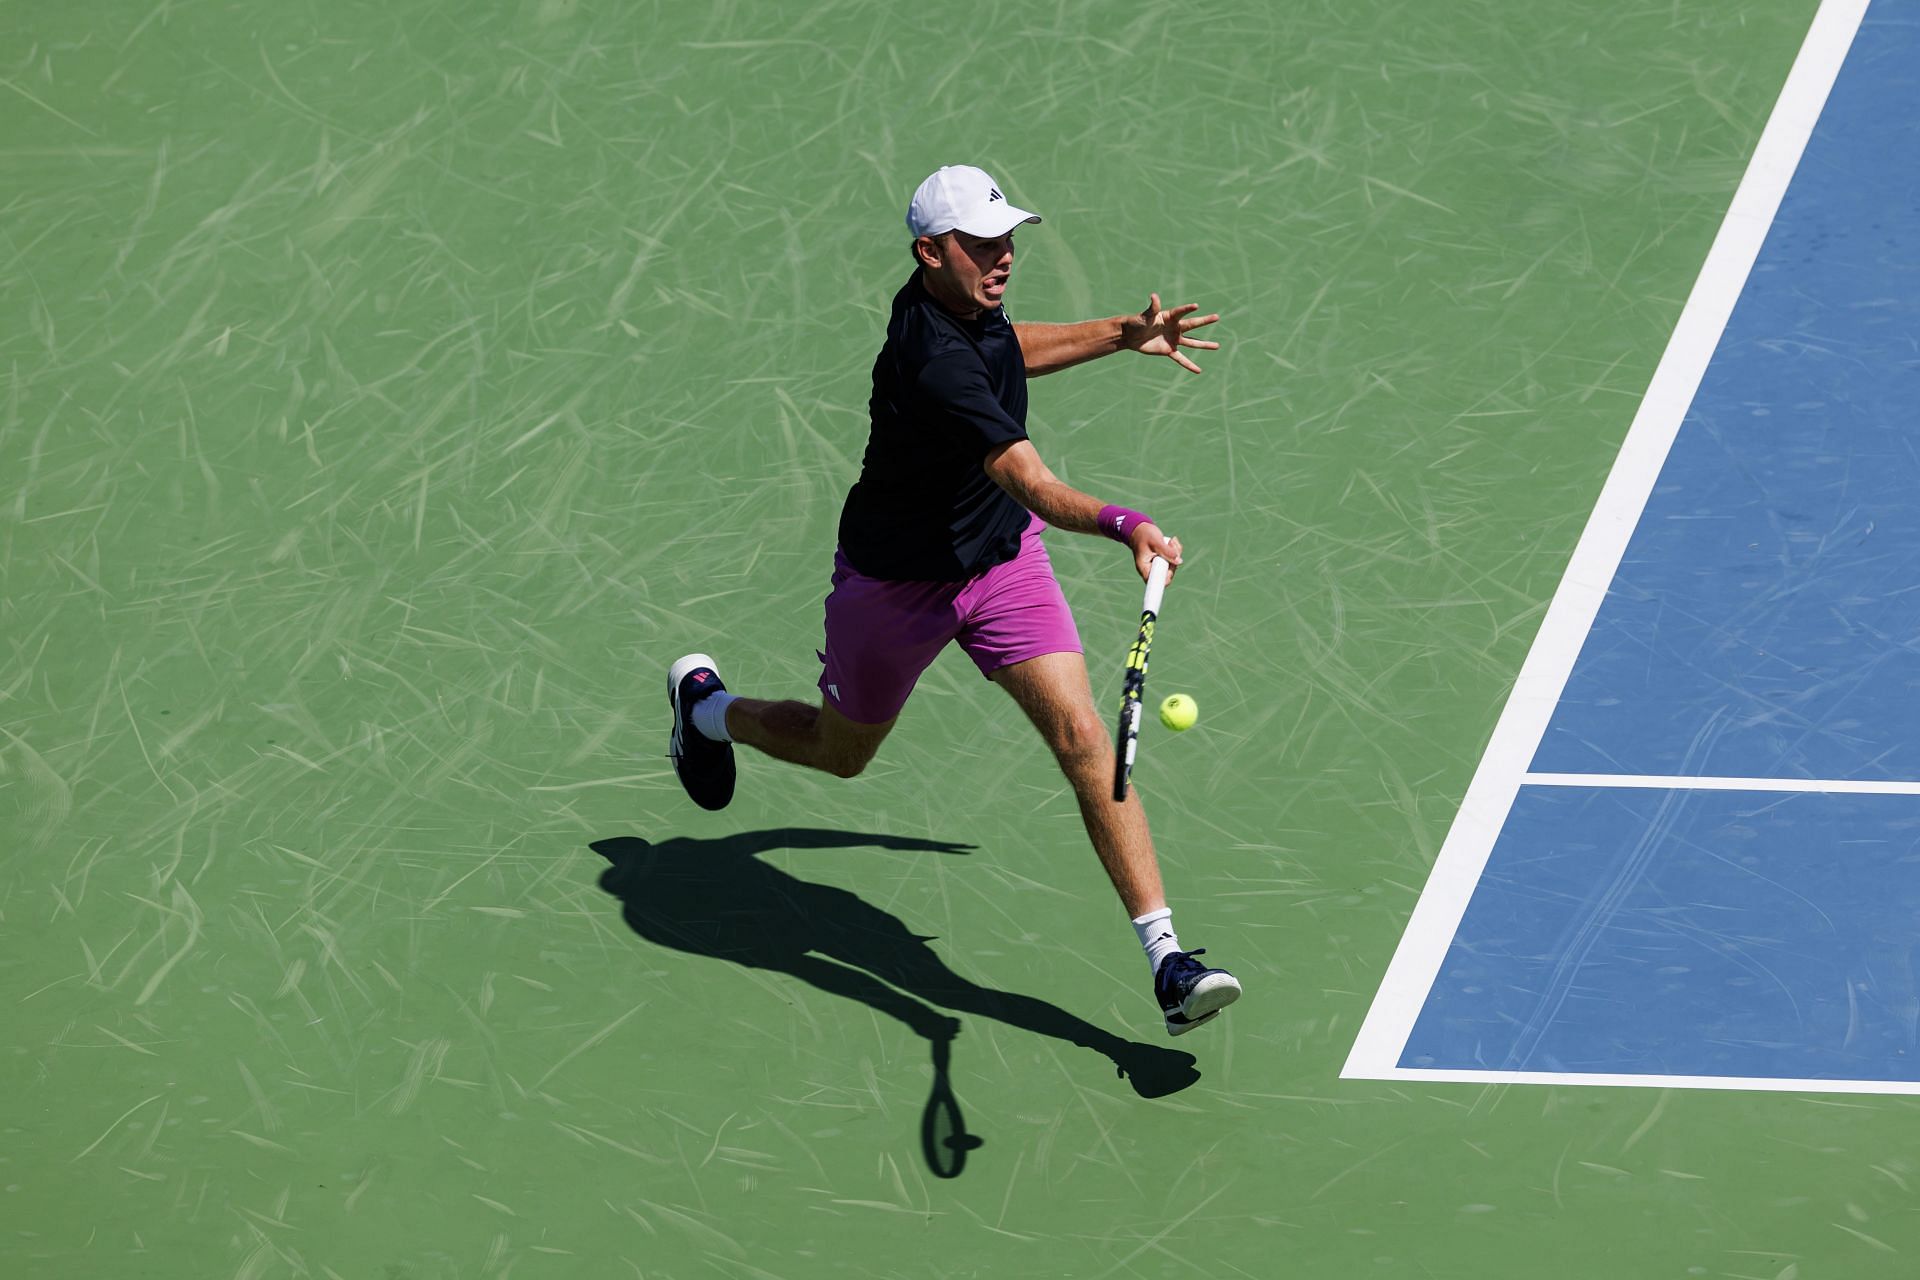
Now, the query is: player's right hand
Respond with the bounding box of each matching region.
[1128,523,1183,582]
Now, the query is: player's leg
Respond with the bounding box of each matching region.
[956,526,1165,912]
[670,671,895,789]
[992,652,1241,1035]
[668,553,958,804]
[719,552,952,778]
[725,696,894,779]
[989,650,1163,914]
[962,525,1240,1035]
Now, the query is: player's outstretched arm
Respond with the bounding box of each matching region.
[982,440,1182,582]
[1014,294,1221,377]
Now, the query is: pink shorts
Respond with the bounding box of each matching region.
[818,517,1083,724]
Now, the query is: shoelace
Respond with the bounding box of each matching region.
[1165,949,1208,975]
[1161,950,1211,993]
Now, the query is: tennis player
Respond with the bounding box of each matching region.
[668,165,1241,1037]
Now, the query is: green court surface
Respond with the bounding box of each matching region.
[10,2,1912,1276]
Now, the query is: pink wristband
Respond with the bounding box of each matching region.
[1097,505,1153,544]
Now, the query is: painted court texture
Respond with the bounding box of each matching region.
[8,1,1920,1277]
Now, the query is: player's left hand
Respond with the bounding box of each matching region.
[1121,293,1221,374]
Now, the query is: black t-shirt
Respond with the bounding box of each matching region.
[837,273,1031,581]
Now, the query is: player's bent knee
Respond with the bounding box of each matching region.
[815,703,893,780]
[824,750,873,780]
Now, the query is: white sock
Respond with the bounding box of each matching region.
[1131,908,1182,978]
[690,690,737,742]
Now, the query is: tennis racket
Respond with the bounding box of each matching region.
[1112,555,1171,802]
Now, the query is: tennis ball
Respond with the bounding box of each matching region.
[1158,693,1197,732]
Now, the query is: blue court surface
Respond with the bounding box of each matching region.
[1404,785,1920,1081]
[1351,0,1920,1091]
[1534,7,1920,787]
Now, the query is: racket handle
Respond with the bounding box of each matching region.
[1142,555,1170,614]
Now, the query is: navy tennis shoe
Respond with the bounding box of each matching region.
[668,653,735,811]
[1154,948,1241,1037]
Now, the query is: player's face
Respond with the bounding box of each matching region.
[920,229,1015,316]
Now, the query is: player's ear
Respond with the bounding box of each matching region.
[912,234,944,270]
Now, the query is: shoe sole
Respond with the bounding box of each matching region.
[668,652,734,811]
[1165,971,1241,1037]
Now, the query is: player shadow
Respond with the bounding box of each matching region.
[591,829,1200,1177]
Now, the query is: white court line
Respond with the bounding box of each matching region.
[1342,0,1874,1088]
[1524,772,1920,796]
[1381,1068,1920,1097]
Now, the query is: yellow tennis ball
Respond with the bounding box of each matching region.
[1158,693,1198,732]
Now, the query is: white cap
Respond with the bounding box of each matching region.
[906,165,1042,239]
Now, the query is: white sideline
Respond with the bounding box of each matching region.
[1525,772,1920,796]
[1383,1068,1920,1097]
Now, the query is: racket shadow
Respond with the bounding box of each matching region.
[591,829,1200,1175]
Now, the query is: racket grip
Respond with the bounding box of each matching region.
[1142,555,1170,614]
